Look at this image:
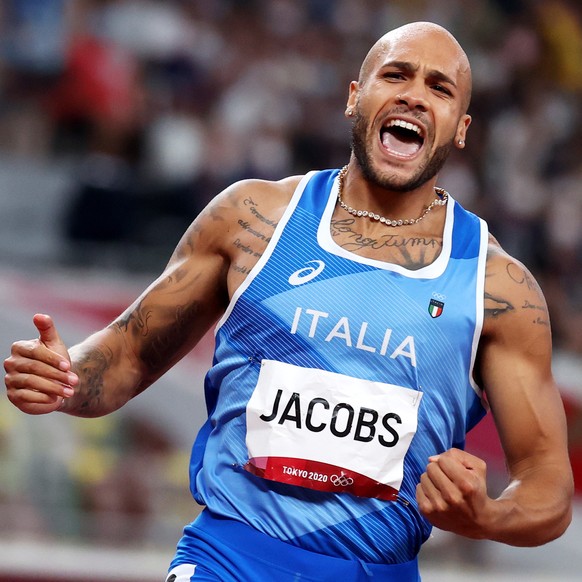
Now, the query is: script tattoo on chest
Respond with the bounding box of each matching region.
[330,218,442,270]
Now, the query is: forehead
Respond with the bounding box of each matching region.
[365,27,470,85]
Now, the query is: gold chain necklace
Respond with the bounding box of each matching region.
[336,165,448,227]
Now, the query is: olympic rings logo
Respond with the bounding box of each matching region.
[432,292,446,301]
[331,473,354,487]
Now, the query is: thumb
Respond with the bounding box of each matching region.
[33,313,66,352]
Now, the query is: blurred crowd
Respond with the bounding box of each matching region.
[0,0,581,350]
[0,0,582,562]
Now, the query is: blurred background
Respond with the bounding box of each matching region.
[0,0,581,580]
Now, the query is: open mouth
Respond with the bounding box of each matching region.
[380,119,425,158]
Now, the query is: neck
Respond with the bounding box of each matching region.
[336,165,448,228]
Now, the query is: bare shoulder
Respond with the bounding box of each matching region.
[110,174,304,382]
[482,234,550,347]
[179,174,304,295]
[163,175,302,263]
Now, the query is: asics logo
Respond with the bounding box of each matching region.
[288,260,325,286]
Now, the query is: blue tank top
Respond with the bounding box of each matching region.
[188,169,488,564]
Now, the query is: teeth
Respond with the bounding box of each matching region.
[387,119,422,136]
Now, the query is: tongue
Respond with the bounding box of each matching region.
[382,131,421,156]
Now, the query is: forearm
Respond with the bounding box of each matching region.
[486,465,573,546]
[60,325,145,417]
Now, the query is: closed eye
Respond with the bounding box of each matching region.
[383,72,406,81]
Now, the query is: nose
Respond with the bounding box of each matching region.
[395,88,428,111]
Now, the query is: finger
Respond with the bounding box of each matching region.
[8,338,65,372]
[33,314,68,362]
[5,348,77,392]
[431,448,481,470]
[416,481,430,509]
[12,386,62,405]
[9,389,64,416]
[426,457,455,488]
[425,460,468,507]
[432,451,485,484]
[6,371,75,398]
[416,473,449,513]
[429,455,486,503]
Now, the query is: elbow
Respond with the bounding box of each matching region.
[495,477,574,547]
[525,491,574,547]
[543,501,573,545]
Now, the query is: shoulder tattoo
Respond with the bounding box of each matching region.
[485,256,549,326]
[230,195,279,267]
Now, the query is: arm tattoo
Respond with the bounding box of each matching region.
[117,299,151,337]
[174,234,194,262]
[484,265,549,325]
[506,262,537,290]
[232,263,251,275]
[522,300,550,326]
[73,346,113,416]
[484,292,514,319]
[237,219,272,242]
[244,196,278,227]
[233,238,262,258]
[231,197,278,265]
[504,263,549,325]
[522,300,545,312]
[138,302,201,373]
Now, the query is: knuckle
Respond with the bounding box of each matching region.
[3,358,13,373]
[11,339,30,354]
[426,497,447,514]
[426,462,440,478]
[458,484,473,497]
[441,489,462,506]
[458,477,478,496]
[16,372,30,388]
[4,372,15,389]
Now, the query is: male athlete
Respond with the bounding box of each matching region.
[4,22,573,581]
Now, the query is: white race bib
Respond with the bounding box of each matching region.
[245,360,422,500]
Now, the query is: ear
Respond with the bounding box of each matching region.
[455,114,472,149]
[345,81,359,118]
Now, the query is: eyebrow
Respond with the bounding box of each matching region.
[381,60,458,89]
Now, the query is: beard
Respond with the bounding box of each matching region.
[350,110,453,192]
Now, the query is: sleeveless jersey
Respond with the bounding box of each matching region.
[188,169,489,564]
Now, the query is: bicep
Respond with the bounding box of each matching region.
[112,211,230,387]
[479,256,569,478]
[100,176,291,393]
